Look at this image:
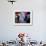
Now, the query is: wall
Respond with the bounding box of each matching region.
[0,0,46,42]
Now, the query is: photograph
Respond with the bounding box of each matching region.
[15,11,32,26]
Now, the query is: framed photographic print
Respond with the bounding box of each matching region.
[14,11,32,26]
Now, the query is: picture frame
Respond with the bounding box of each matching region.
[14,10,33,26]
